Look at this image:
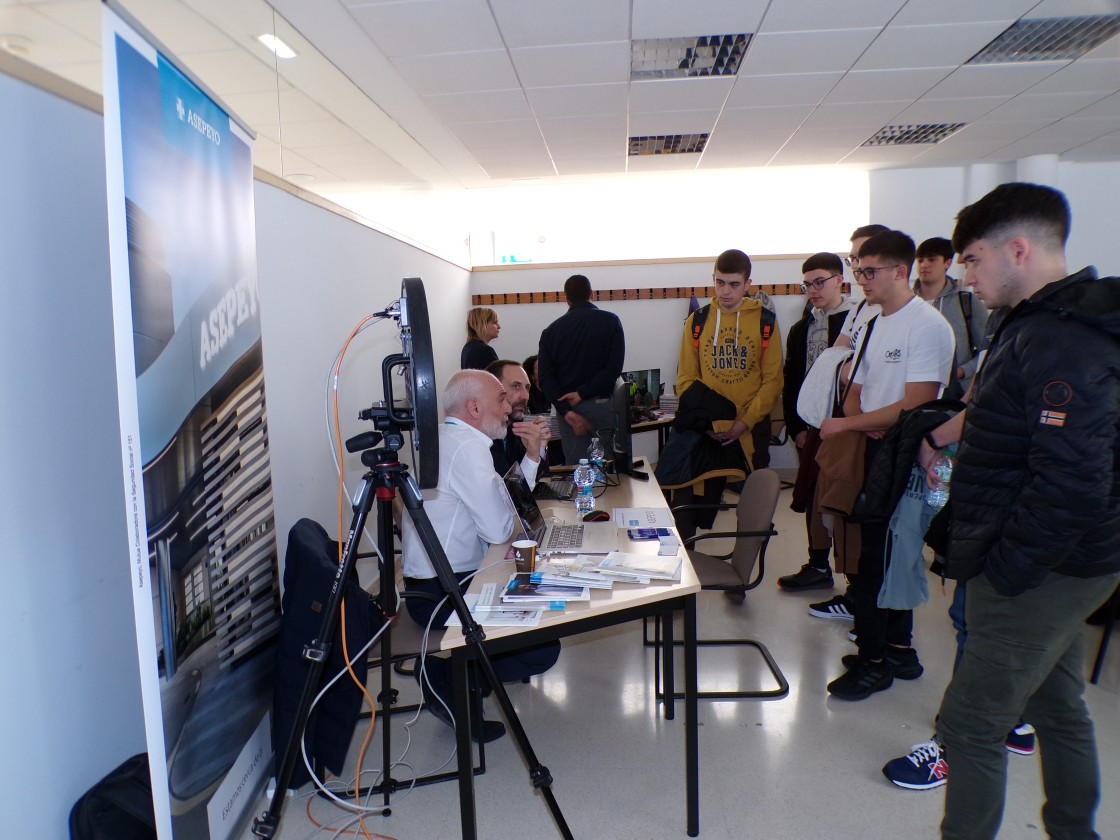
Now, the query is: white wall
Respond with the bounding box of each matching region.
[0,73,146,835]
[870,163,1119,276]
[254,184,472,554]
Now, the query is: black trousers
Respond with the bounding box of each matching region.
[404,574,561,700]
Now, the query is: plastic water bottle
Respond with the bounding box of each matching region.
[927,445,957,509]
[573,459,596,514]
[587,436,606,480]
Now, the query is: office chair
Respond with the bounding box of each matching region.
[1089,583,1118,685]
[652,468,789,700]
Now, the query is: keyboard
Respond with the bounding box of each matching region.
[535,479,575,500]
[543,524,584,551]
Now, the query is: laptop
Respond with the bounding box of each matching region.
[501,462,621,555]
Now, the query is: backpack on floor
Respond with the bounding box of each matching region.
[69,753,156,840]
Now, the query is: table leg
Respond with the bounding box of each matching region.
[684,595,699,837]
[453,653,477,839]
[662,610,675,721]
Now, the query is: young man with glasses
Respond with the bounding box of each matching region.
[819,230,955,700]
[807,223,890,622]
[778,252,858,592]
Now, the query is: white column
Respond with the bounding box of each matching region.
[1015,154,1060,187]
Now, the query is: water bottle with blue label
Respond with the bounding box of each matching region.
[573,459,595,514]
[927,444,957,509]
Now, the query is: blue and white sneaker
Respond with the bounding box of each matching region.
[882,739,949,790]
[1005,723,1036,755]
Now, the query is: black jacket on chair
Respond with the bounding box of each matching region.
[272,519,382,787]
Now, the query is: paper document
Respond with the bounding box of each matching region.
[612,507,676,528]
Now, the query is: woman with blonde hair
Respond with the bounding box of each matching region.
[461,307,500,370]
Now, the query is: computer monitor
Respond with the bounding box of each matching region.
[608,377,633,476]
[622,369,660,410]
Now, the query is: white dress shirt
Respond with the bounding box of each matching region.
[401,418,515,579]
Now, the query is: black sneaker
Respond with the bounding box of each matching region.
[841,648,924,680]
[777,564,835,591]
[808,594,855,620]
[827,659,894,700]
[421,679,506,743]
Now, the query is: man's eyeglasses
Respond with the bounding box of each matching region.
[801,274,839,291]
[852,264,902,282]
[844,256,856,268]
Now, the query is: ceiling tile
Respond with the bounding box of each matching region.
[553,157,627,175]
[0,6,100,65]
[423,88,533,123]
[925,63,1068,99]
[1027,58,1120,95]
[952,118,1053,141]
[629,110,721,134]
[538,113,628,143]
[489,0,631,48]
[220,88,333,125]
[629,77,735,112]
[391,49,519,95]
[525,83,629,118]
[510,41,629,88]
[985,91,1112,121]
[1063,131,1120,160]
[758,0,906,33]
[631,0,770,40]
[826,68,954,102]
[1071,91,1120,118]
[275,119,366,147]
[626,153,702,172]
[717,104,816,132]
[724,71,842,107]
[893,95,1008,123]
[853,22,1011,70]
[299,143,400,168]
[347,0,502,57]
[183,48,288,96]
[841,144,931,164]
[891,0,1038,26]
[800,100,911,129]
[740,29,881,75]
[449,118,544,146]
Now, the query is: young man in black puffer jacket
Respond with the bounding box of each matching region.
[933,182,1120,840]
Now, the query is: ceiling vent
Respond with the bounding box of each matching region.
[631,35,750,80]
[863,123,967,146]
[967,15,1120,64]
[628,134,710,156]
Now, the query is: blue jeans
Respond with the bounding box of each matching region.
[949,581,968,673]
[936,570,1120,840]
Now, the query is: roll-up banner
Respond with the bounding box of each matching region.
[103,6,279,837]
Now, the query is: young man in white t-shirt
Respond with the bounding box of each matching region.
[819,230,955,700]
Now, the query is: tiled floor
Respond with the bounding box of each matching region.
[239,488,1118,840]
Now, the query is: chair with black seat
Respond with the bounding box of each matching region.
[652,468,788,700]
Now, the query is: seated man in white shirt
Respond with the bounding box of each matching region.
[401,369,560,742]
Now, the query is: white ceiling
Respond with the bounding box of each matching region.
[4,0,1120,202]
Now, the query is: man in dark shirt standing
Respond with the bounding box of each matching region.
[538,274,626,463]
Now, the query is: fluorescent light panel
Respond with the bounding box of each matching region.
[257,33,297,59]
[631,35,750,80]
[863,123,967,146]
[628,134,710,155]
[968,15,1120,64]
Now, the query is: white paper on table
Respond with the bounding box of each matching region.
[612,507,676,528]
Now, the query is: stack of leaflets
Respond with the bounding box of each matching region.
[532,558,616,589]
[591,551,683,582]
[502,573,591,606]
[444,582,550,628]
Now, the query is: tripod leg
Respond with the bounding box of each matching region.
[397,472,574,840]
[252,479,378,838]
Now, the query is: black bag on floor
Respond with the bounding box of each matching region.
[69,753,156,840]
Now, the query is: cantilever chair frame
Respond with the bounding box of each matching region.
[647,470,789,701]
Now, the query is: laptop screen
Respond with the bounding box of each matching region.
[502,461,546,542]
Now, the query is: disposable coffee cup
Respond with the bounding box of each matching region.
[512,539,538,574]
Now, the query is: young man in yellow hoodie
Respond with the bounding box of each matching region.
[671,249,784,535]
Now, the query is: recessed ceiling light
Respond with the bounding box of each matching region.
[863,123,967,146]
[968,15,1120,64]
[286,172,316,183]
[0,34,33,56]
[628,134,709,156]
[257,33,297,60]
[631,35,751,80]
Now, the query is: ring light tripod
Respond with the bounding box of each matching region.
[252,278,572,839]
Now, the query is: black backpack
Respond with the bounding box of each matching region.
[69,753,156,840]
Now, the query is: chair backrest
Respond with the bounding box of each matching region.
[729,468,781,584]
